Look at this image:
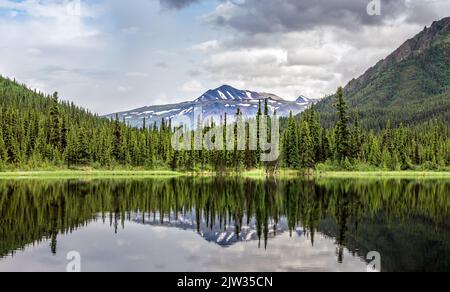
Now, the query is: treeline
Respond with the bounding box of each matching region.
[283,88,450,171]
[0,76,449,171]
[0,75,273,171]
[0,76,174,170]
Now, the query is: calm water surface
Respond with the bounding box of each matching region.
[0,178,449,272]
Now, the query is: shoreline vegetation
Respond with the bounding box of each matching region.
[0,169,449,180]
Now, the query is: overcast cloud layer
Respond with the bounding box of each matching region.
[0,0,449,114]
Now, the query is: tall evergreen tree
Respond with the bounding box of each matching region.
[49,92,62,150]
[335,87,351,161]
[77,128,90,165]
[112,114,123,163]
[350,113,364,159]
[299,121,314,169]
[0,127,7,167]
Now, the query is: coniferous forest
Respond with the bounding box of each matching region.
[0,75,449,172]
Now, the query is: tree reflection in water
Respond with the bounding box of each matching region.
[0,178,449,271]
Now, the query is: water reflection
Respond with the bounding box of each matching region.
[0,178,449,272]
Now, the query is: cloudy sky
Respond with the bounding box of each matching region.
[0,0,449,114]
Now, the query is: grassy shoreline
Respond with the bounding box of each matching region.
[0,169,449,179]
[0,170,187,179]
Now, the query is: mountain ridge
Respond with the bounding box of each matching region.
[194,84,285,102]
[315,16,450,129]
[346,17,450,94]
[106,85,312,127]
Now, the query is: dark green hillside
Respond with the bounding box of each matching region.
[316,17,450,130]
[0,75,174,170]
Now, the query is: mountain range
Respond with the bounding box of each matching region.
[105,85,314,127]
[315,16,450,129]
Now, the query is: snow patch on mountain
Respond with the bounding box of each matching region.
[154,108,181,116]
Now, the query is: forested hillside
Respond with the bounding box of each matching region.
[0,75,173,170]
[316,17,450,130]
[283,88,449,171]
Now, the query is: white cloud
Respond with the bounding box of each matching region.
[25,78,49,93]
[287,48,336,66]
[117,86,132,93]
[0,0,100,48]
[125,72,149,77]
[181,80,204,93]
[206,49,285,71]
[26,47,42,55]
[197,19,436,100]
[121,26,140,35]
[190,40,220,52]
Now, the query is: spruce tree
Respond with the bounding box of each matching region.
[299,120,314,169]
[77,128,90,165]
[112,114,123,163]
[284,112,300,168]
[0,128,7,166]
[49,92,62,150]
[61,118,68,151]
[350,113,364,159]
[307,105,321,162]
[256,101,262,168]
[65,130,78,167]
[335,87,350,162]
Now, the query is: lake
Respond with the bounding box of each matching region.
[0,177,449,272]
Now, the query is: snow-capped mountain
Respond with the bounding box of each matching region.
[105,85,313,128]
[296,95,311,104]
[194,85,276,102]
[132,212,304,248]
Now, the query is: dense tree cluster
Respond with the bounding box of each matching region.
[0,76,174,170]
[282,87,450,171]
[0,76,274,171]
[0,76,449,171]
